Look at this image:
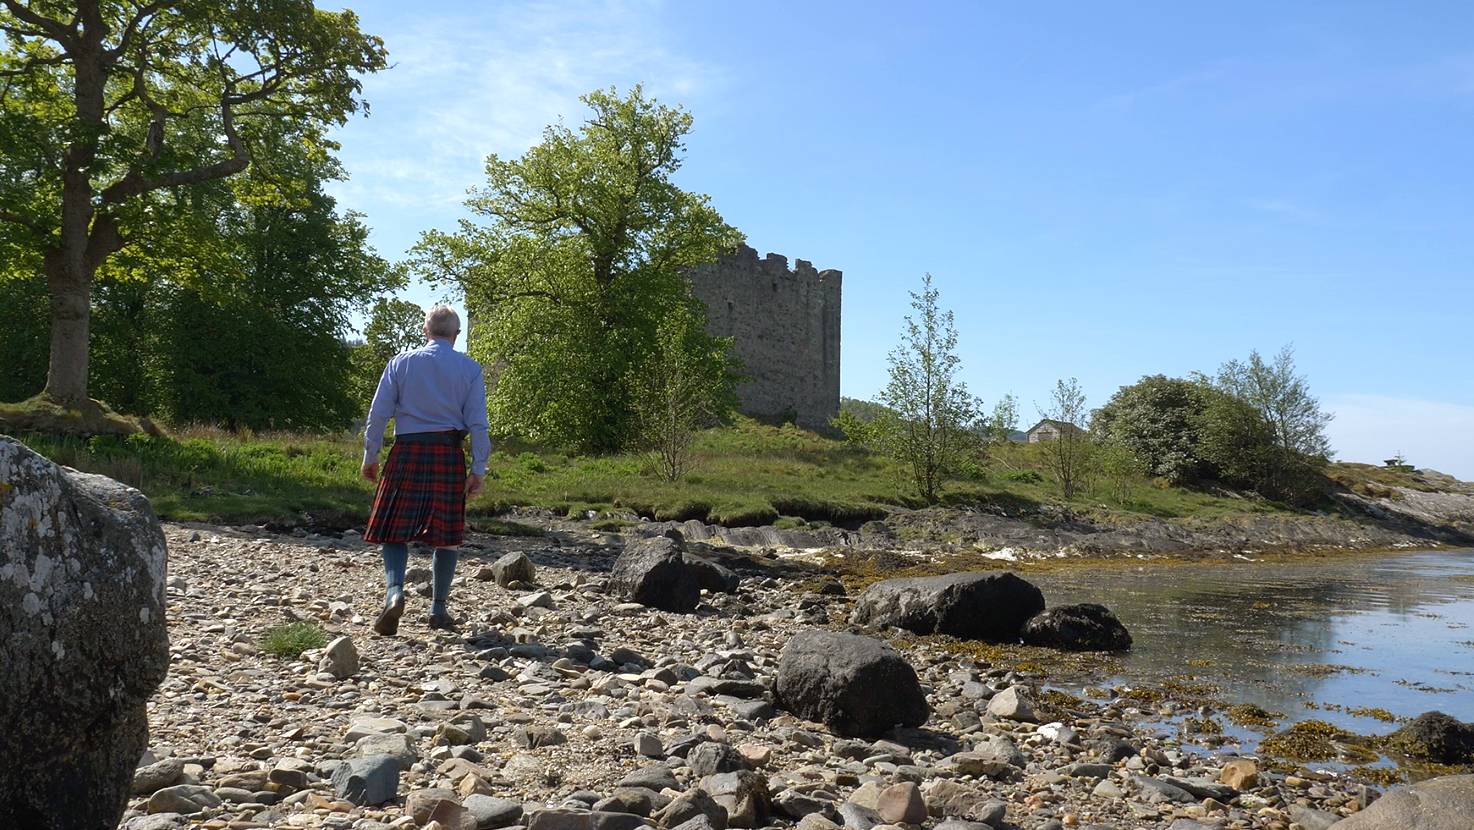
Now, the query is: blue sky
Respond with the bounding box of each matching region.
[325,1,1474,479]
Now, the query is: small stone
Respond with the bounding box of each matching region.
[1219,758,1258,790]
[148,784,223,814]
[318,636,359,680]
[984,686,1036,722]
[635,732,664,758]
[492,552,537,587]
[463,795,525,830]
[837,802,882,830]
[876,783,927,825]
[407,789,463,826]
[737,744,771,767]
[330,754,400,806]
[132,758,186,795]
[798,814,840,830]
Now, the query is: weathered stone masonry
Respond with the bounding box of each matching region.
[687,246,842,430]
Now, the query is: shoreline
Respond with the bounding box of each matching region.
[115,518,1473,830]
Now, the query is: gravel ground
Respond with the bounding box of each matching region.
[121,521,1379,830]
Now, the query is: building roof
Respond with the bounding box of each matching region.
[1025,418,1086,435]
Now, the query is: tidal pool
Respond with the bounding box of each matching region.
[1027,548,1474,743]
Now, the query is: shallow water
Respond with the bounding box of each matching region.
[1028,549,1474,741]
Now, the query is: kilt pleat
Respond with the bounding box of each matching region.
[364,441,466,547]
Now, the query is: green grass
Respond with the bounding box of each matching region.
[9,417,1322,529]
[260,622,328,658]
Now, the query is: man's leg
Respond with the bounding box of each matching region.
[374,542,409,635]
[430,547,458,624]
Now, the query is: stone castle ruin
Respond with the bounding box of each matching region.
[687,246,842,430]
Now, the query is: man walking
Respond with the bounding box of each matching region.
[362,305,490,633]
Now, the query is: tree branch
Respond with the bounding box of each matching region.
[0,0,74,44]
[97,97,248,204]
[0,209,45,234]
[105,1,165,63]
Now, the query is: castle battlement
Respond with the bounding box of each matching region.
[687,245,841,430]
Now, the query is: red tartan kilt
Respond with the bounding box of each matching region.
[364,441,466,547]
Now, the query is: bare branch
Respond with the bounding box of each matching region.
[0,52,67,77]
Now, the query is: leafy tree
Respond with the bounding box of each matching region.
[987,393,1019,443]
[1092,374,1207,484]
[408,85,744,452]
[628,304,739,481]
[1217,344,1334,460]
[1036,377,1090,498]
[0,138,396,430]
[872,274,982,504]
[0,0,386,407]
[352,297,425,405]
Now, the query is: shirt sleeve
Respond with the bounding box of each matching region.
[464,364,491,476]
[363,357,399,466]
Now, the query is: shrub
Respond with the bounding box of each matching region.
[261,622,328,658]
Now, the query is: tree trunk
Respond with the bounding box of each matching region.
[42,252,93,405]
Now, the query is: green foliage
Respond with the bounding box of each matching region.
[839,397,897,424]
[0,274,49,402]
[628,304,740,481]
[987,393,1020,442]
[409,85,744,453]
[1036,378,1091,499]
[261,622,328,658]
[1217,344,1334,460]
[1093,375,1208,484]
[0,0,388,402]
[870,274,983,504]
[352,297,425,406]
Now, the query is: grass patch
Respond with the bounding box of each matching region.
[260,622,328,658]
[8,415,1316,530]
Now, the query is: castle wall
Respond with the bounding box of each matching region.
[687,246,842,430]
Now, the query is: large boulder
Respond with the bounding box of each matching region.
[851,571,1045,642]
[775,630,930,738]
[681,553,740,594]
[609,537,702,613]
[0,435,170,829]
[1329,774,1474,830]
[1020,603,1132,651]
[1384,712,1474,765]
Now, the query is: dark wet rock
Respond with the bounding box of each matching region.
[610,537,702,613]
[0,437,170,830]
[681,553,740,594]
[850,571,1045,642]
[1020,603,1132,651]
[775,630,929,738]
[1385,711,1474,765]
[1330,773,1474,830]
[1159,775,1235,801]
[1088,737,1137,762]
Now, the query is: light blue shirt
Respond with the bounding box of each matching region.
[364,338,492,476]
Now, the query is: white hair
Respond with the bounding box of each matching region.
[425,305,461,337]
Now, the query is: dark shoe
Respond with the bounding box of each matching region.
[373,588,405,636]
[427,612,458,632]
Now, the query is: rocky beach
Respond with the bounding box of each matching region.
[116,518,1411,830]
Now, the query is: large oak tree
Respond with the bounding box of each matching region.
[0,0,385,406]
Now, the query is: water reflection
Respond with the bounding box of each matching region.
[1028,549,1474,736]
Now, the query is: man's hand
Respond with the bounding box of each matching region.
[361,461,379,483]
[465,474,484,498]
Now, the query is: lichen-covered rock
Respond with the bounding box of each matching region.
[609,537,702,613]
[0,435,169,830]
[1021,603,1132,651]
[491,551,536,587]
[775,630,929,738]
[850,571,1045,642]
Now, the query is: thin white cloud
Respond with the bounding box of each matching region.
[1242,198,1326,225]
[1325,393,1474,482]
[1092,66,1227,110]
[327,0,720,229]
